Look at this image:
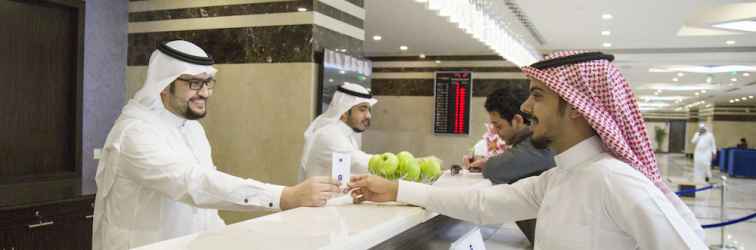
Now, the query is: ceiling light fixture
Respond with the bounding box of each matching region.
[601,30,611,36]
[725,40,736,45]
[602,42,612,47]
[435,60,442,64]
[731,78,737,82]
[744,73,751,77]
[419,54,426,59]
[418,0,540,66]
[677,72,685,77]
[713,20,756,32]
[297,7,308,12]
[399,45,408,51]
[601,14,613,20]
[372,35,382,41]
[672,78,679,82]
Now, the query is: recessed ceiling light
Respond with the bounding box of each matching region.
[339,70,346,74]
[419,54,426,59]
[701,90,707,93]
[328,78,334,82]
[399,45,408,51]
[694,92,700,96]
[372,35,382,41]
[297,7,308,12]
[706,76,712,83]
[749,96,754,99]
[731,78,737,82]
[677,72,685,77]
[744,73,751,77]
[742,97,747,101]
[435,60,442,64]
[726,40,736,45]
[602,42,612,47]
[601,30,611,36]
[672,78,679,82]
[601,14,613,20]
[730,100,735,103]
[712,20,756,32]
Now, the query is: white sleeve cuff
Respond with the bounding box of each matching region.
[268,184,285,210]
[397,180,431,207]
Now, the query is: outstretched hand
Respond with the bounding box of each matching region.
[347,175,399,204]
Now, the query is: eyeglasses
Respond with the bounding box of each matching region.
[176,77,216,90]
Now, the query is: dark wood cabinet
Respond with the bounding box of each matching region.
[0,0,85,185]
[0,197,94,250]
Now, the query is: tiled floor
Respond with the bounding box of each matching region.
[658,153,756,250]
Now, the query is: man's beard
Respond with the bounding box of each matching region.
[349,119,370,133]
[528,115,551,149]
[182,97,207,120]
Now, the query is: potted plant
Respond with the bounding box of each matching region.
[654,126,667,152]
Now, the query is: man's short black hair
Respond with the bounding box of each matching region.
[484,86,530,125]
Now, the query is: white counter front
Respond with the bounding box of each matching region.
[133,171,505,250]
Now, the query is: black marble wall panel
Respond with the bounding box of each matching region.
[373,67,521,73]
[713,115,756,122]
[129,1,314,22]
[128,25,316,65]
[343,0,363,7]
[314,1,363,28]
[372,78,529,97]
[370,55,505,62]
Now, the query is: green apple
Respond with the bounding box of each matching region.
[419,158,442,182]
[368,154,381,175]
[396,151,421,181]
[372,152,398,178]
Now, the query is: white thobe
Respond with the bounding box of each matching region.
[93,101,284,250]
[300,121,371,179]
[398,136,707,250]
[691,132,716,182]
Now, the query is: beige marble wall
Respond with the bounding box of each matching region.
[711,121,756,149]
[126,63,317,223]
[362,96,490,168]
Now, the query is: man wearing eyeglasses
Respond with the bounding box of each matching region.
[93,40,340,250]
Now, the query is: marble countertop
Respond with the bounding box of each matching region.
[134,171,495,250]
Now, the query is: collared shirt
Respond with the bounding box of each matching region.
[93,101,284,250]
[301,121,371,178]
[398,136,707,250]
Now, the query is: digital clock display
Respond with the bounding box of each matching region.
[434,72,472,135]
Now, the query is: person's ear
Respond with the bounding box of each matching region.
[566,105,582,120]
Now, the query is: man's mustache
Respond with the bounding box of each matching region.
[190,96,208,102]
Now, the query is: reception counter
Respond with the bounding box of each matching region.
[134,172,531,250]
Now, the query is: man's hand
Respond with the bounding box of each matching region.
[347,175,399,204]
[468,158,488,172]
[280,176,340,210]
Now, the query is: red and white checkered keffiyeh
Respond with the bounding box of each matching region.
[521,51,669,193]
